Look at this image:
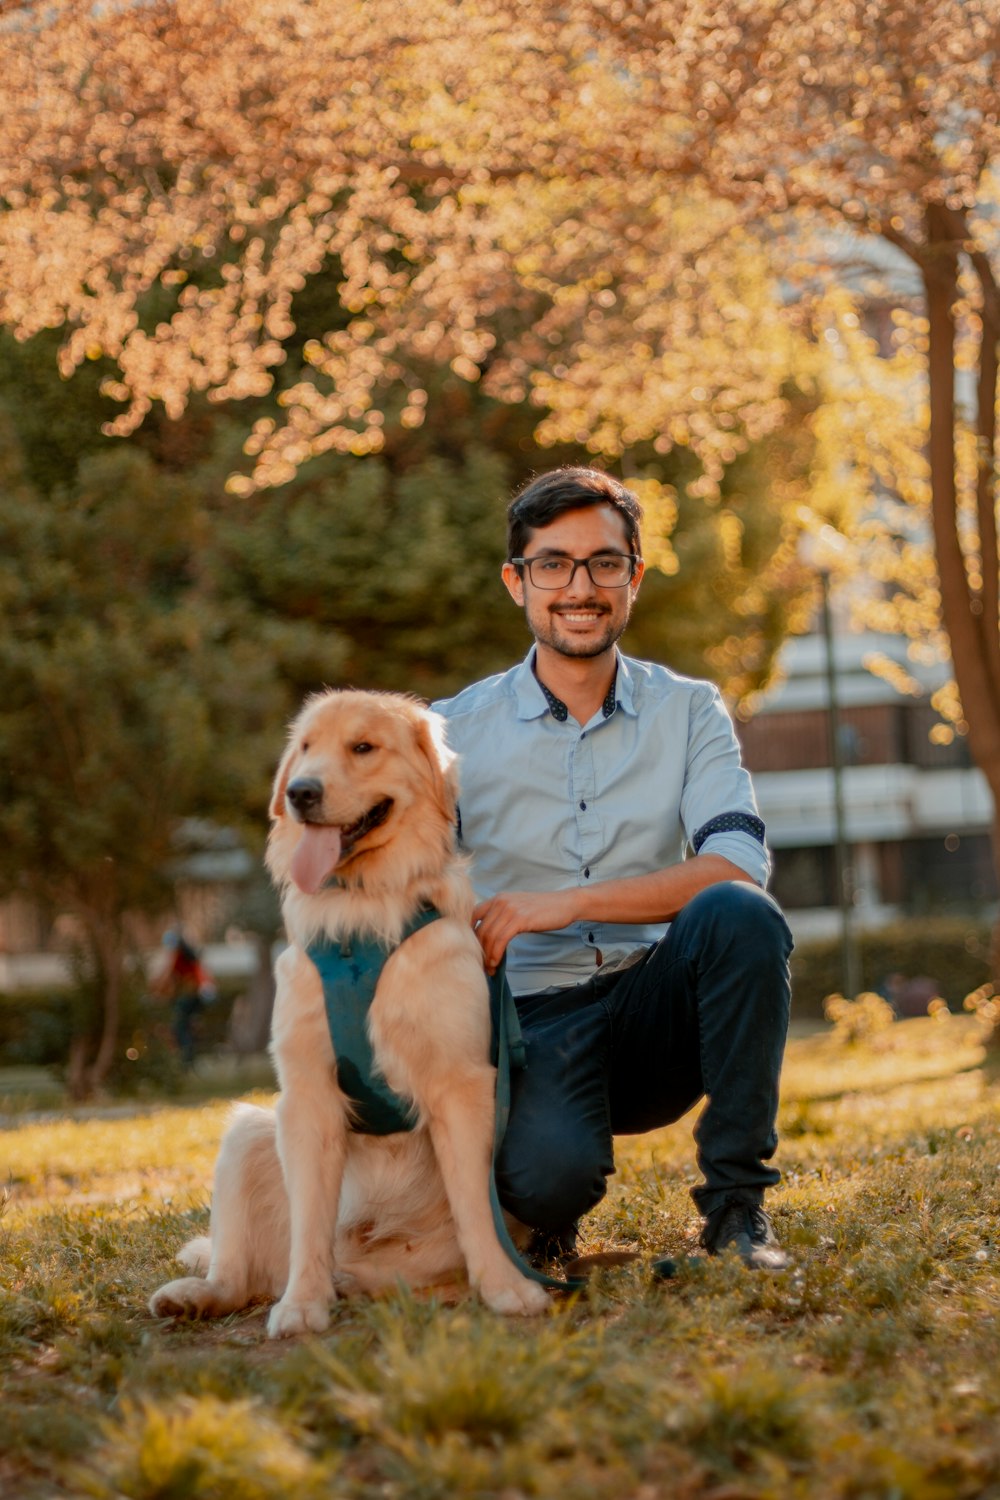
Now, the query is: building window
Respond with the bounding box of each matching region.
[771,846,837,910]
[904,705,973,770]
[902,834,998,910]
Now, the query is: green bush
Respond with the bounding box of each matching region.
[0,980,241,1072]
[0,989,76,1066]
[790,916,994,1017]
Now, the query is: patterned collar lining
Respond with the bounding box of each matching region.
[536,672,618,724]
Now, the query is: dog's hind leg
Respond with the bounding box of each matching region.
[149,1104,289,1320]
[329,1132,463,1295]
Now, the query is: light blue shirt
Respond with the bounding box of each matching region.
[433,648,769,995]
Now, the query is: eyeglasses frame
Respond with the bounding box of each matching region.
[510,552,641,590]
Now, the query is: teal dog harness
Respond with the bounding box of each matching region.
[306,907,442,1135]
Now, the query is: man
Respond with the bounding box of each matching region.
[433,466,792,1271]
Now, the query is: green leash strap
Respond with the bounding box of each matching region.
[487,964,586,1294]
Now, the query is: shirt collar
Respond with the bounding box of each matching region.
[513,650,552,720]
[513,647,638,722]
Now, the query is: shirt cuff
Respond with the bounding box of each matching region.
[695,830,771,887]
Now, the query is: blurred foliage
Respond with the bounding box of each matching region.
[0,387,325,1092]
[210,368,818,703]
[790,917,994,1019]
[0,974,243,1076]
[0,989,74,1069]
[823,991,897,1047]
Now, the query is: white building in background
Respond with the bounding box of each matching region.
[739,626,997,944]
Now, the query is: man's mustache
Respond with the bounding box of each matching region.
[549,602,611,614]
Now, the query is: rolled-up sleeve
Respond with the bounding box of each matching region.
[679,685,771,886]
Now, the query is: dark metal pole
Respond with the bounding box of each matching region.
[818,569,862,999]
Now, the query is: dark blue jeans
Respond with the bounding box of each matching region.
[495,882,793,1229]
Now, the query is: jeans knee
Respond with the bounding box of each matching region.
[496,1134,611,1232]
[684,881,792,963]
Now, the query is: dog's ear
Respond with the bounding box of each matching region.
[412,708,459,823]
[269,734,298,820]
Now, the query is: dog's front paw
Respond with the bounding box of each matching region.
[478,1272,550,1317]
[267,1296,332,1339]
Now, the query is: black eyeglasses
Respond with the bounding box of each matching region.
[511,552,639,589]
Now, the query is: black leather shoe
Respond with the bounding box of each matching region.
[527,1222,579,1269]
[700,1200,789,1271]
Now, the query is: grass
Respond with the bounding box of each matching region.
[2,1012,999,1499]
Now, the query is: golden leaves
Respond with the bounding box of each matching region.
[628,477,679,575]
[0,0,996,555]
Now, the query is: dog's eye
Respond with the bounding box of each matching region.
[352,741,376,755]
[300,740,310,752]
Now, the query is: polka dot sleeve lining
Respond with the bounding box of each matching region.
[692,812,766,854]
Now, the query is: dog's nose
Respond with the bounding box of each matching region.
[285,777,324,819]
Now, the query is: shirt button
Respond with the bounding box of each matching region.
[579,801,587,810]
[583,868,590,878]
[588,931,595,942]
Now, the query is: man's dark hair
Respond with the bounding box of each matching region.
[506,467,644,561]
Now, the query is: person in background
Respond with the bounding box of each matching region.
[153,930,217,1069]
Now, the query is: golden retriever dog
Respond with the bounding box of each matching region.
[150,690,548,1336]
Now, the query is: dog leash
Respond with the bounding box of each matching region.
[487,965,587,1294]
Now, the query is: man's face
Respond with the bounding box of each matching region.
[501,504,644,660]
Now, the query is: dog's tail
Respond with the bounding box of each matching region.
[177,1236,212,1273]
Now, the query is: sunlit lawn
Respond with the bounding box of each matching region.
[2,1014,999,1499]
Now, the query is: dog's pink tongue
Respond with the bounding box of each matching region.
[290,825,343,894]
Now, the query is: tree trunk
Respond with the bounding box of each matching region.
[66,1034,90,1102]
[64,913,125,1100]
[967,225,1000,995]
[991,803,1000,1000]
[921,208,1000,989]
[86,924,123,1094]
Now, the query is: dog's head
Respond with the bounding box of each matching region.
[266,690,459,897]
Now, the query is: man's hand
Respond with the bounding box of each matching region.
[472,890,577,975]
[471,857,757,974]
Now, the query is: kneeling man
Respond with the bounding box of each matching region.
[434,466,792,1271]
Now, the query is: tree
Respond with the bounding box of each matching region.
[7,3,944,710]
[0,1,822,490]
[0,0,847,705]
[555,0,1000,969]
[0,417,326,1096]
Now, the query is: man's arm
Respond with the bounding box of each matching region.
[472,853,755,975]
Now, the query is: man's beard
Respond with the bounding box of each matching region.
[527,599,632,658]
